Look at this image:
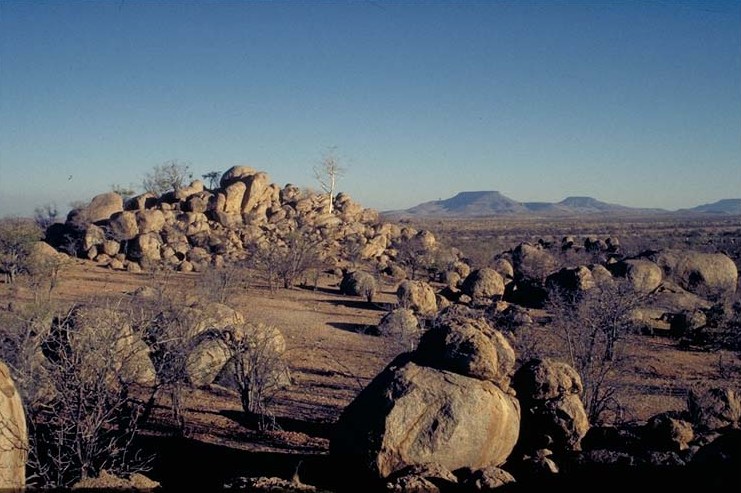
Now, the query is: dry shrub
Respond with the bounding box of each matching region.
[544,280,643,424]
[0,300,152,488]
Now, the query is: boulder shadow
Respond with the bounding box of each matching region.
[219,409,335,440]
[327,321,376,334]
[323,299,392,311]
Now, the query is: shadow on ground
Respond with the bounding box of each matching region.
[219,409,335,440]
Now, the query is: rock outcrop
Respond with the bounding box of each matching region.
[330,356,520,481]
[47,166,426,276]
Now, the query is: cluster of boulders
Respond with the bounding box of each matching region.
[327,303,741,492]
[331,229,740,490]
[387,236,739,345]
[44,166,455,277]
[329,306,594,491]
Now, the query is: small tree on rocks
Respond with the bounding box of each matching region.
[142,160,193,195]
[313,147,345,215]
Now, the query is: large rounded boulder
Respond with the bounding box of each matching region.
[397,280,438,317]
[340,270,377,302]
[649,250,738,300]
[374,308,421,347]
[220,165,257,188]
[330,355,521,481]
[460,268,505,304]
[607,259,663,294]
[511,243,557,284]
[545,266,596,294]
[415,315,515,388]
[77,192,124,224]
[671,252,738,298]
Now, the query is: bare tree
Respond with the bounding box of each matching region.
[110,184,137,203]
[313,148,345,215]
[196,262,252,304]
[216,322,291,431]
[25,249,68,304]
[142,160,193,196]
[33,203,59,231]
[201,171,221,190]
[133,298,192,435]
[545,280,642,424]
[392,236,435,281]
[250,227,325,291]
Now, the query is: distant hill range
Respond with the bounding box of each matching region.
[678,199,741,215]
[384,191,741,218]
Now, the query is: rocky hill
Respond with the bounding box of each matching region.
[43,165,449,277]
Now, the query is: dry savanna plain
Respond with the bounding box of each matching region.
[2,208,741,493]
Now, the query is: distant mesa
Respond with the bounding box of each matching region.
[385,191,740,218]
[402,191,528,217]
[555,196,631,212]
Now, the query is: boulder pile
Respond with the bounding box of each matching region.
[46,166,454,277]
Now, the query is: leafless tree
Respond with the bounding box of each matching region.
[313,148,345,215]
[142,160,193,195]
[197,262,252,304]
[545,280,642,424]
[214,322,291,431]
[250,227,324,291]
[110,184,137,203]
[392,236,435,281]
[33,203,59,231]
[25,249,68,304]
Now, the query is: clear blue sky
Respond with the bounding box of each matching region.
[1,0,739,217]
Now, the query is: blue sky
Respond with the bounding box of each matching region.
[1,0,739,217]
